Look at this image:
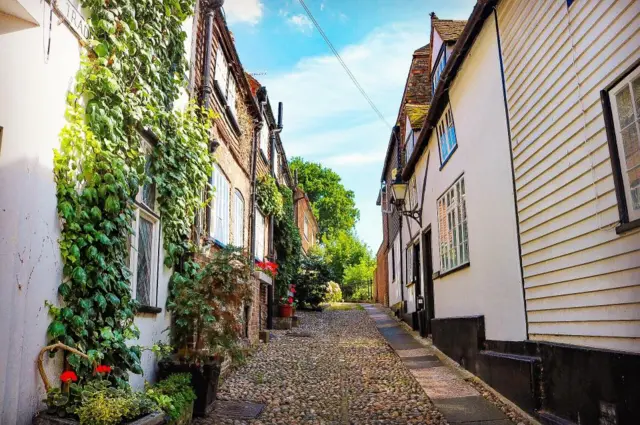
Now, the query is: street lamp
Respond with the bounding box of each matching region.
[390,175,421,226]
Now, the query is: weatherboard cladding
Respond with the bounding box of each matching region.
[497,0,640,353]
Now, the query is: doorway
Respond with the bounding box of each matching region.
[421,229,435,336]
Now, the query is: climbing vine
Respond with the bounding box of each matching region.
[274,186,302,299]
[256,174,284,220]
[49,0,211,385]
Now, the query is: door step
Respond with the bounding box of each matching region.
[537,410,578,425]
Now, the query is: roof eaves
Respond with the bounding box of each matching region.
[402,0,496,181]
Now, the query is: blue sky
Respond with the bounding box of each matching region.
[224,0,476,251]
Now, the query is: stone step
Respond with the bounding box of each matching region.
[537,410,579,425]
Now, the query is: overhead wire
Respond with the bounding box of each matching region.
[297,0,393,130]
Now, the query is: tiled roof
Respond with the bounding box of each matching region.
[405,104,429,129]
[433,19,467,42]
[414,44,430,54]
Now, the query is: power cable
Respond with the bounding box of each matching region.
[297,0,392,130]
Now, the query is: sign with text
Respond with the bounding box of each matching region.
[47,0,90,41]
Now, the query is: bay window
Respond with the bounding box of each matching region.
[437,175,469,273]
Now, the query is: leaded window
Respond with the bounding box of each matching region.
[437,175,469,273]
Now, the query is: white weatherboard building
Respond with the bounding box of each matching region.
[384,0,640,423]
[0,1,194,423]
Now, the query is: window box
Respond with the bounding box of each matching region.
[602,60,640,233]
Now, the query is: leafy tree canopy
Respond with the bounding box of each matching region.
[322,230,370,282]
[289,157,359,237]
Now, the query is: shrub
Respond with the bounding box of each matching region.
[146,373,195,423]
[296,248,331,308]
[74,386,157,425]
[324,281,342,303]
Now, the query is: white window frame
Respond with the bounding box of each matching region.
[260,116,269,155]
[214,46,229,97]
[432,45,447,92]
[129,134,160,307]
[406,244,413,286]
[210,164,230,245]
[227,75,237,118]
[609,66,640,222]
[437,175,469,273]
[303,215,309,240]
[233,190,245,247]
[405,115,416,163]
[254,209,266,260]
[437,105,457,165]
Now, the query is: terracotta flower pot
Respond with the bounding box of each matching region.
[279,305,293,318]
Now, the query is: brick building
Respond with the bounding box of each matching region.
[294,187,319,253]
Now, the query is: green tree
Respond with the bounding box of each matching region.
[289,157,359,237]
[323,230,370,282]
[296,246,332,308]
[343,257,375,300]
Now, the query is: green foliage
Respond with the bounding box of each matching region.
[324,281,343,303]
[343,257,375,300]
[274,185,302,300]
[256,174,284,220]
[145,374,195,423]
[322,230,371,283]
[289,157,359,237]
[296,247,332,308]
[49,0,211,384]
[44,379,156,424]
[75,386,157,425]
[168,247,253,358]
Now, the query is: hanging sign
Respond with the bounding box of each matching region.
[46,0,90,41]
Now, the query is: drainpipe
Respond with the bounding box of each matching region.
[201,0,224,236]
[252,87,267,326]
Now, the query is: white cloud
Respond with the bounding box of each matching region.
[287,14,313,33]
[323,151,385,166]
[224,0,264,25]
[320,1,325,11]
[262,23,428,249]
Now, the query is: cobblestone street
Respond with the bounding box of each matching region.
[196,307,449,425]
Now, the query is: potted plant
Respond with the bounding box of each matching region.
[33,343,164,425]
[279,296,294,318]
[162,247,253,417]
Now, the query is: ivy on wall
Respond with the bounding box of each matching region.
[49,0,212,385]
[274,186,302,299]
[256,174,283,220]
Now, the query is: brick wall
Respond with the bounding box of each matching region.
[294,187,318,253]
[375,243,389,306]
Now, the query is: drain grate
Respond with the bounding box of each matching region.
[210,400,265,419]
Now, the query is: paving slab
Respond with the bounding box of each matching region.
[432,396,507,423]
[364,304,513,425]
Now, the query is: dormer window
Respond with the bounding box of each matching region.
[405,115,417,163]
[432,45,447,93]
[437,105,457,165]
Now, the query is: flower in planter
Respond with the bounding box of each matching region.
[279,296,293,306]
[256,260,278,277]
[96,365,112,374]
[60,370,78,383]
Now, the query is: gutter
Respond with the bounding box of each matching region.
[402,0,497,181]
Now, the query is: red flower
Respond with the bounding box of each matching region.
[288,296,293,304]
[60,371,77,383]
[95,365,112,374]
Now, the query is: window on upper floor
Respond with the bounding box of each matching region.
[214,46,237,118]
[260,117,269,156]
[129,133,160,307]
[210,164,230,245]
[605,64,640,228]
[405,116,417,164]
[437,105,457,166]
[303,215,309,240]
[233,190,245,247]
[432,46,447,93]
[437,175,469,274]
